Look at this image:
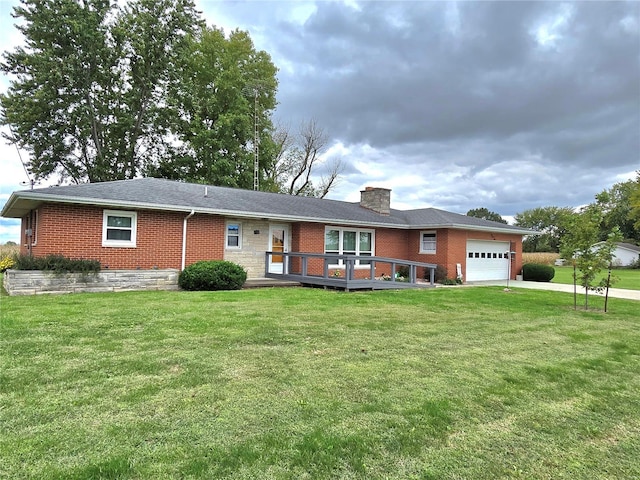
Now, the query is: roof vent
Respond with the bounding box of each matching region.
[360,186,391,215]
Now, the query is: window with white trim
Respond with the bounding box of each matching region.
[226,222,242,249]
[324,227,374,266]
[102,210,137,247]
[420,231,436,254]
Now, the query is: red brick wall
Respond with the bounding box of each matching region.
[290,223,326,274]
[185,215,225,266]
[375,228,409,259]
[22,203,225,270]
[291,222,325,253]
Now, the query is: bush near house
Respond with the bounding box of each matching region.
[522,263,555,282]
[179,260,247,291]
[424,264,449,283]
[11,254,100,274]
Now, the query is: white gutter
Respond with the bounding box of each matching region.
[181,210,195,270]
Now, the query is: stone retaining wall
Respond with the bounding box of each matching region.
[3,269,180,296]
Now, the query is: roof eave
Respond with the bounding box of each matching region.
[1,192,198,218]
[0,193,19,218]
[427,223,533,235]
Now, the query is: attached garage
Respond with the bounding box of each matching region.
[465,240,511,281]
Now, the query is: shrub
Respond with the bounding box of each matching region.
[397,265,410,279]
[522,263,555,282]
[12,254,100,274]
[179,260,247,291]
[423,264,460,284]
[425,264,444,282]
[0,255,16,273]
[0,243,19,272]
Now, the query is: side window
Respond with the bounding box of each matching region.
[420,231,436,254]
[226,222,242,249]
[102,210,137,247]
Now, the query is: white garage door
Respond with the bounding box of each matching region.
[466,240,510,281]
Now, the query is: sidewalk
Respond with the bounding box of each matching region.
[468,280,640,301]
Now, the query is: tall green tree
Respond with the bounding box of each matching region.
[514,206,576,252]
[1,0,202,183]
[148,26,278,189]
[466,208,507,224]
[593,178,640,243]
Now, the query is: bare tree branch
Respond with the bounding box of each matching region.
[317,158,344,199]
[274,118,337,197]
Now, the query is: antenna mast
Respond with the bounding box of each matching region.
[253,87,259,191]
[10,126,37,189]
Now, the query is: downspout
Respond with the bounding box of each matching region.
[26,209,35,256]
[181,210,195,270]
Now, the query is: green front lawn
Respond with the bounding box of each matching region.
[552,266,640,290]
[1,287,639,479]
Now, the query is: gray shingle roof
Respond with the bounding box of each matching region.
[2,177,533,234]
[616,242,640,253]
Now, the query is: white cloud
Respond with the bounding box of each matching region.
[531,3,574,50]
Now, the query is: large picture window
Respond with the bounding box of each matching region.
[324,227,374,266]
[420,231,436,254]
[102,210,137,247]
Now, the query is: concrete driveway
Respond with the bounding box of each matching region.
[469,280,640,301]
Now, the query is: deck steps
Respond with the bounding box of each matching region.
[243,278,301,289]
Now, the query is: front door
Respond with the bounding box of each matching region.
[268,225,289,274]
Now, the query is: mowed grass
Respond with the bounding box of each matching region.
[1,287,639,479]
[552,266,640,291]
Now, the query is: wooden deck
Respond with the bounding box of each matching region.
[264,252,437,291]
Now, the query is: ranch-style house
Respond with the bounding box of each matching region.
[1,178,531,283]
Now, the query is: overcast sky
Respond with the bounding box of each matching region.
[1,1,639,243]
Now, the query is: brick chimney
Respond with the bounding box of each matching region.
[360,186,391,215]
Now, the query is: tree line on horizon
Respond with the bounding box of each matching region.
[467,172,640,252]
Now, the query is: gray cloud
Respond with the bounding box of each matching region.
[201,0,637,217]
